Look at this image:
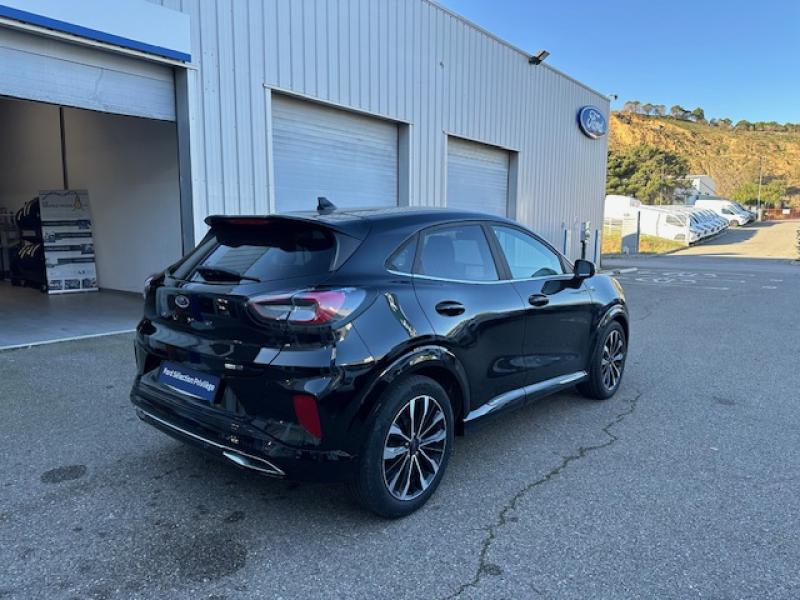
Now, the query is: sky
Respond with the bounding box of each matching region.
[438,0,800,124]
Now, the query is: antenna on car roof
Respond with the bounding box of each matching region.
[317,196,337,213]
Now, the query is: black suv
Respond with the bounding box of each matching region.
[131,207,628,517]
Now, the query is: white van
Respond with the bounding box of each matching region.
[637,206,700,244]
[694,198,752,226]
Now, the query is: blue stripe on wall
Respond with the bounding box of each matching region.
[0,4,191,62]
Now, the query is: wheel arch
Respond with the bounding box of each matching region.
[599,303,629,341]
[351,344,471,438]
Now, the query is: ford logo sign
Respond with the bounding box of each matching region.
[577,105,607,139]
[174,295,190,309]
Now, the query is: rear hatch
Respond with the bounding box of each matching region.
[141,215,368,367]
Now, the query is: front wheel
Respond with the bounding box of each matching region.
[352,375,454,518]
[577,321,627,400]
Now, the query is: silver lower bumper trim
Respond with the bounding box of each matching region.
[465,370,588,422]
[136,408,286,477]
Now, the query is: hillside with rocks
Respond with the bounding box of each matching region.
[609,113,800,204]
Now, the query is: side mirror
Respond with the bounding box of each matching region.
[573,259,595,279]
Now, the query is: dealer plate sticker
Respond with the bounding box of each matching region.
[158,362,220,402]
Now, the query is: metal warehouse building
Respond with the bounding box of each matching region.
[0,0,609,346]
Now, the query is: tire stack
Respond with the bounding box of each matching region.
[10,197,48,292]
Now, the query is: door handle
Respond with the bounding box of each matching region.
[528,294,549,308]
[435,300,466,316]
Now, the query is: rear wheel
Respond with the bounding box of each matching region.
[352,375,453,518]
[578,321,627,400]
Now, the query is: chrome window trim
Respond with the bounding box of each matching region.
[387,269,506,285]
[386,268,577,285]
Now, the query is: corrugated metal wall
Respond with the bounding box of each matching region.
[151,0,609,259]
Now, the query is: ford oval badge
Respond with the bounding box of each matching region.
[578,106,608,139]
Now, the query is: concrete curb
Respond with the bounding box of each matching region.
[599,267,638,275]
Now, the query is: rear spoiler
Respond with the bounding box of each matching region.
[204,214,370,239]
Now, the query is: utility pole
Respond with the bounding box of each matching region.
[757,155,764,218]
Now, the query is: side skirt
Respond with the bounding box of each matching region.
[464,371,588,423]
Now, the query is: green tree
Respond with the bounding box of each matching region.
[606,145,691,204]
[641,103,654,116]
[653,104,666,117]
[691,107,706,122]
[670,105,689,120]
[730,179,786,207]
[622,100,642,114]
[734,119,753,130]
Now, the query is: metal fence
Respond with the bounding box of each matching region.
[762,208,800,220]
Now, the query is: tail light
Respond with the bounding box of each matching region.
[248,288,366,325]
[293,394,322,439]
[143,272,163,299]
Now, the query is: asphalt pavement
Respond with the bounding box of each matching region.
[2,235,800,598]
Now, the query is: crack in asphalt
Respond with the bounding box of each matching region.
[440,390,643,600]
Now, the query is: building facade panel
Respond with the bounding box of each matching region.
[150,0,609,259]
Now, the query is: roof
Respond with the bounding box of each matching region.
[205,206,516,239]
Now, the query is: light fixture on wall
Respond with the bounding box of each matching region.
[529,50,550,65]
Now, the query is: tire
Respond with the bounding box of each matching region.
[352,375,454,518]
[577,321,627,400]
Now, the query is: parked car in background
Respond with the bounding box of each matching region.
[696,208,728,233]
[634,206,698,244]
[130,206,629,517]
[694,198,753,226]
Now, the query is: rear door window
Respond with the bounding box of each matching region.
[173,222,340,283]
[416,224,498,281]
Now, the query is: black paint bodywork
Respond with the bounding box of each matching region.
[130,208,628,482]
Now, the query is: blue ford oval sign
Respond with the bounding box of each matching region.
[578,106,608,139]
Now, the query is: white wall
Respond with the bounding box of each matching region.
[64,108,182,293]
[0,98,63,213]
[0,98,182,292]
[151,0,609,260]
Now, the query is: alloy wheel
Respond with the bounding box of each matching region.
[601,329,625,391]
[382,394,447,501]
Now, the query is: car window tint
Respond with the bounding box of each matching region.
[418,225,498,281]
[491,225,564,279]
[666,215,683,227]
[176,222,338,283]
[387,236,416,273]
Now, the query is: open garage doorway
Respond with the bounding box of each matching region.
[0,97,184,349]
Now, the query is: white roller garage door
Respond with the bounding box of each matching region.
[272,95,398,212]
[0,26,175,121]
[447,137,510,217]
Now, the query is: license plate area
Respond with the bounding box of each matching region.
[157,361,220,403]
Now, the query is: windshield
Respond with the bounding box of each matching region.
[172,221,342,283]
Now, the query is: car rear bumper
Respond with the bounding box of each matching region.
[131,383,357,482]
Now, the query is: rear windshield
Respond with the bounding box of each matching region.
[172,221,345,283]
